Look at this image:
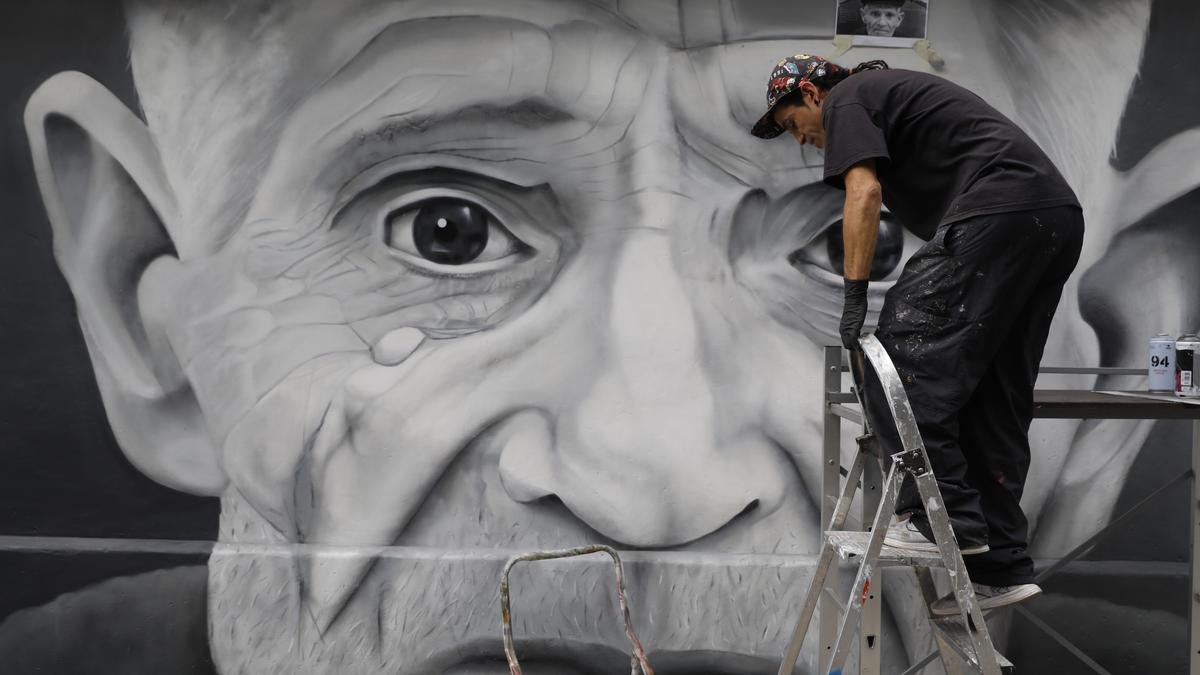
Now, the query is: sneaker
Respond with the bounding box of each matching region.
[883,517,989,556]
[930,582,1042,616]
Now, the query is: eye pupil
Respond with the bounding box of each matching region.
[405,199,489,264]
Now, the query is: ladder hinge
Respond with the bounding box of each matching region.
[894,448,928,476]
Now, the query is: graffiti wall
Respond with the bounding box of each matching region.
[0,0,1196,673]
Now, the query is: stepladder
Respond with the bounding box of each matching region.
[777,335,1014,675]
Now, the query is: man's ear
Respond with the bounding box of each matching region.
[24,71,226,496]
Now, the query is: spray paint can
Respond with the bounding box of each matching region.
[1176,333,1200,398]
[1150,333,1176,392]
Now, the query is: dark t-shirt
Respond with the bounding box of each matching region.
[821,69,1080,240]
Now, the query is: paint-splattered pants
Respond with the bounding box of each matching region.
[865,204,1084,586]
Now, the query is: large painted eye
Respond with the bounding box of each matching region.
[385,197,529,268]
[788,214,912,282]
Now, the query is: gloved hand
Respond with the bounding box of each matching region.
[840,279,869,351]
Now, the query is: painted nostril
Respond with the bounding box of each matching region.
[496,410,557,503]
[719,499,761,533]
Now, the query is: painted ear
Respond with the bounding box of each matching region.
[24,71,226,496]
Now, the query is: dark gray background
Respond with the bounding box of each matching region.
[0,0,218,621]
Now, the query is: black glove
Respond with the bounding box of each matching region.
[840,279,869,351]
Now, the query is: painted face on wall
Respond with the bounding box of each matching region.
[860,2,906,37]
[987,0,1191,556]
[22,0,1158,672]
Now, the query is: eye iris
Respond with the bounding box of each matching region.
[825,218,905,280]
[409,199,489,264]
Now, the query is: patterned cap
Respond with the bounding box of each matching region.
[750,54,846,139]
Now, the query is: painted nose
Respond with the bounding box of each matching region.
[500,232,766,547]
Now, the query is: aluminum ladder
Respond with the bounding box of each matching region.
[777,335,1014,675]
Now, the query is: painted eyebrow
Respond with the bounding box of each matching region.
[312,97,582,203]
[350,97,578,146]
[316,96,581,190]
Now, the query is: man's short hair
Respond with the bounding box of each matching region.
[860,0,906,7]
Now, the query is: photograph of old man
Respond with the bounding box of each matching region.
[836,0,928,39]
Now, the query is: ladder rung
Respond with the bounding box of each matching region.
[824,530,947,568]
[931,617,1015,673]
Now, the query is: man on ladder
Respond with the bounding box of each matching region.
[751,54,1084,614]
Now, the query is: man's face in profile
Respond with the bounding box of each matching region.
[22,0,1157,672]
[860,2,905,37]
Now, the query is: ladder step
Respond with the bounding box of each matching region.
[931,617,1015,673]
[824,530,947,568]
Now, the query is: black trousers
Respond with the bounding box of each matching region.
[864,205,1084,586]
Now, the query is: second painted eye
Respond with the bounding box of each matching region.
[385,197,528,268]
[788,214,912,282]
[824,216,905,280]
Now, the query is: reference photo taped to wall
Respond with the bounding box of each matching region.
[836,0,929,47]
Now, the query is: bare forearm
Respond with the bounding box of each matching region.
[843,190,881,281]
[841,161,882,281]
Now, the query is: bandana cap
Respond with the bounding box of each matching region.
[750,54,846,139]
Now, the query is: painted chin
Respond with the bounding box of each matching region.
[210,542,824,674]
[441,645,781,674]
[209,424,836,673]
[211,540,921,675]
[867,25,898,36]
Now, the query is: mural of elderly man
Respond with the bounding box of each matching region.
[0,0,1195,673]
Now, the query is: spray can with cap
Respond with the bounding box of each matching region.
[1176,333,1200,398]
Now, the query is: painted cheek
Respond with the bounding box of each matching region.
[164,248,366,442]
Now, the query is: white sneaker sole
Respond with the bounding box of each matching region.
[883,537,990,556]
[931,584,1042,616]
